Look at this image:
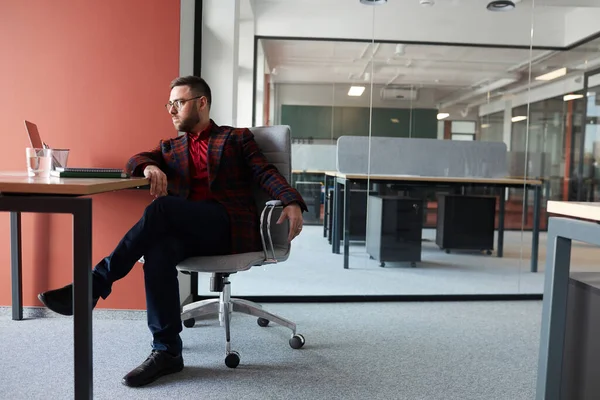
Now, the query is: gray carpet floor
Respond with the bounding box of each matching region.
[0,301,542,400]
[201,226,600,297]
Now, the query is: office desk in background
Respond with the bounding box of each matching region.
[292,169,336,175]
[536,201,600,400]
[0,172,149,400]
[324,172,543,271]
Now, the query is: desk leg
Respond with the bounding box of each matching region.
[536,221,571,400]
[323,195,328,238]
[545,180,550,229]
[332,180,342,254]
[531,185,541,273]
[524,187,529,225]
[323,175,330,238]
[73,200,93,400]
[497,187,505,258]
[343,180,351,269]
[328,190,333,244]
[10,212,22,321]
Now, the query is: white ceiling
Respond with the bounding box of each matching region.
[253,0,600,48]
[263,40,544,87]
[532,0,600,5]
[253,0,600,112]
[262,36,600,109]
[254,0,599,9]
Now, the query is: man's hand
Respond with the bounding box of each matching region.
[143,165,168,197]
[277,203,303,242]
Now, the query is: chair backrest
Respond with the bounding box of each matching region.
[249,125,292,254]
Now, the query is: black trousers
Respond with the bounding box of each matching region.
[91,196,231,354]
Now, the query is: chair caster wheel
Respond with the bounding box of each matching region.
[289,334,305,349]
[225,351,240,368]
[486,250,493,255]
[379,262,386,268]
[183,318,195,328]
[410,262,417,268]
[445,249,451,254]
[257,317,270,327]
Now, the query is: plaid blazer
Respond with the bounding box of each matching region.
[125,120,307,254]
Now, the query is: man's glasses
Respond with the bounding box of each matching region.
[165,96,203,111]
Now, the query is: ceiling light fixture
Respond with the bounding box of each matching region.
[437,113,450,120]
[487,0,516,11]
[563,94,584,101]
[348,86,366,96]
[511,116,527,122]
[390,118,400,123]
[535,67,567,81]
[359,0,387,5]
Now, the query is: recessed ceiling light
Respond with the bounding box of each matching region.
[535,67,567,81]
[487,0,516,11]
[437,113,450,120]
[511,116,527,122]
[360,0,387,5]
[563,94,584,101]
[348,86,366,96]
[390,118,400,123]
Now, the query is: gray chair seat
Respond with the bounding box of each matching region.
[176,246,289,273]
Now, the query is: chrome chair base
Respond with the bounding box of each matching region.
[180,275,305,368]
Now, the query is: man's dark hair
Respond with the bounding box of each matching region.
[170,76,212,108]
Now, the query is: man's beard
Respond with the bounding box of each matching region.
[175,111,200,132]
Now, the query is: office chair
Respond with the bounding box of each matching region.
[176,125,305,369]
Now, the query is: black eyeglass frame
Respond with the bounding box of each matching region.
[165,96,204,111]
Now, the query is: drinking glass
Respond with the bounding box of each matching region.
[26,148,53,178]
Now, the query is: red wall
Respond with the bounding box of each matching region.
[0,0,180,309]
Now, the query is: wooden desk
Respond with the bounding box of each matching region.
[324,172,544,270]
[328,172,542,186]
[0,172,148,400]
[537,201,600,400]
[545,201,600,221]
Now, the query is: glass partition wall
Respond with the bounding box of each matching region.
[198,0,600,299]
[359,25,537,295]
[229,3,534,298]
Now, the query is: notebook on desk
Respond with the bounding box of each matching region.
[50,168,130,179]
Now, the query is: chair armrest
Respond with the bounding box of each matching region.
[260,200,284,263]
[265,200,282,207]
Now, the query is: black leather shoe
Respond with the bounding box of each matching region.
[38,284,98,316]
[122,350,184,387]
